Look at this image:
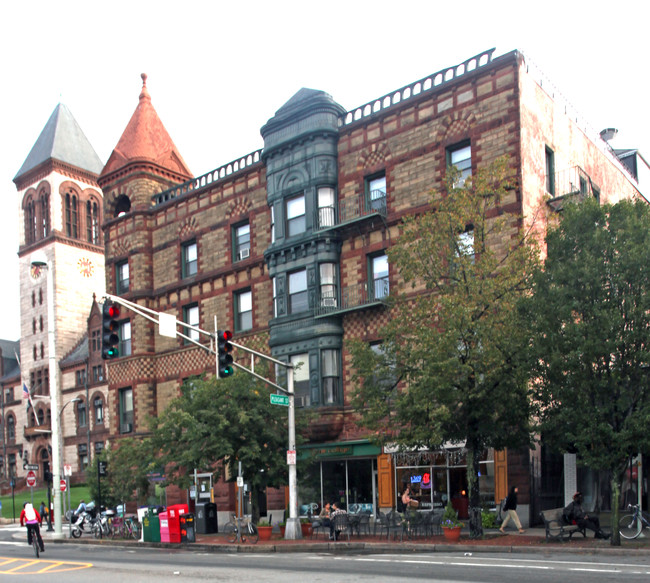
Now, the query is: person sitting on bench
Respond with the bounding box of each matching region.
[563,492,610,539]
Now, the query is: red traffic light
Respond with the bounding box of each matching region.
[107,304,121,319]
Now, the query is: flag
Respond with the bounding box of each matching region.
[23,383,39,425]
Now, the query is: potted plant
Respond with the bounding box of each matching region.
[300,517,313,537]
[277,521,286,537]
[440,502,464,542]
[257,520,273,541]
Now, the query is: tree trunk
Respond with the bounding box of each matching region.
[610,474,621,546]
[466,444,484,539]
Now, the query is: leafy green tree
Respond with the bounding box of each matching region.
[350,157,540,538]
[87,438,154,509]
[148,371,291,522]
[524,198,650,546]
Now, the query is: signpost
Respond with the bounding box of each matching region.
[60,479,67,493]
[270,393,289,407]
[26,470,36,488]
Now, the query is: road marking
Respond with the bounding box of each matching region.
[0,556,93,574]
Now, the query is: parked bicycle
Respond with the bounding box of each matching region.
[223,514,258,544]
[619,504,650,539]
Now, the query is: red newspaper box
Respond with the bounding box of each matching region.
[159,511,171,543]
[165,504,189,544]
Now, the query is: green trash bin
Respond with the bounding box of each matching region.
[143,508,161,543]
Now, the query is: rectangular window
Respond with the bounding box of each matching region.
[78,444,88,470]
[318,187,336,228]
[545,147,555,195]
[291,353,310,407]
[366,174,387,212]
[75,369,86,387]
[272,277,278,318]
[181,241,198,278]
[321,349,340,405]
[116,260,130,294]
[119,320,132,357]
[92,364,104,383]
[270,206,275,244]
[91,330,100,352]
[4,388,12,403]
[183,303,200,342]
[289,269,308,314]
[320,263,337,307]
[233,221,251,261]
[94,441,104,454]
[119,387,134,433]
[235,289,253,332]
[286,194,306,237]
[448,143,472,186]
[370,254,389,300]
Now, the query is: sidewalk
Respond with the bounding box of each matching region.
[21,524,650,556]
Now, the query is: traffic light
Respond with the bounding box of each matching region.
[102,301,121,359]
[217,329,234,378]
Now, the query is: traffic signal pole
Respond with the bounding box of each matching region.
[102,294,302,539]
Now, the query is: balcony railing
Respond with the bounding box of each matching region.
[24,423,51,438]
[314,190,387,232]
[314,278,389,317]
[547,166,598,211]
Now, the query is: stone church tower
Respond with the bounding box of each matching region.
[13,103,106,469]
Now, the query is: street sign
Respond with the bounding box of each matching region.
[63,464,72,476]
[98,460,108,476]
[26,470,36,488]
[60,479,67,492]
[287,450,296,465]
[236,476,244,488]
[270,393,289,407]
[26,464,39,471]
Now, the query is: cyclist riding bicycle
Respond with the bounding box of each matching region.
[19,502,44,553]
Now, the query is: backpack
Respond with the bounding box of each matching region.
[396,497,405,513]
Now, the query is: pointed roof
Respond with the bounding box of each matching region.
[100,74,192,180]
[14,103,104,182]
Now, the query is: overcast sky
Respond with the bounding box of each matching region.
[1,0,648,340]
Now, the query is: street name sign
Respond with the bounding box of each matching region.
[270,394,289,407]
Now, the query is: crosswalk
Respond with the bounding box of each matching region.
[0,556,93,575]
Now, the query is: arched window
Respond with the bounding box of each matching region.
[37,408,45,426]
[40,191,50,238]
[6,415,15,441]
[65,192,78,238]
[25,197,36,244]
[86,199,100,244]
[93,396,104,425]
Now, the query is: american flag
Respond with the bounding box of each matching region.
[23,383,38,424]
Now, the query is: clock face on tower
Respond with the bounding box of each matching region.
[30,265,42,279]
[77,257,94,278]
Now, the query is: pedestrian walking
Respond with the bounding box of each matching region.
[500,486,525,534]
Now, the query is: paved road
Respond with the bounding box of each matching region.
[2,525,650,582]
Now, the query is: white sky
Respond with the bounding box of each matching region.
[1,0,648,341]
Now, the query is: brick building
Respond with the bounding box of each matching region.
[4,49,645,525]
[97,49,644,527]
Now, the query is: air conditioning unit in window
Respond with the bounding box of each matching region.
[294,396,307,408]
[321,297,337,308]
[238,248,250,260]
[121,423,133,434]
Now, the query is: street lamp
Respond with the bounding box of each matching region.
[30,250,64,540]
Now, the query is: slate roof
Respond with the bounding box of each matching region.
[14,103,104,182]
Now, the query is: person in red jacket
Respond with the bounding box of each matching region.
[19,502,44,552]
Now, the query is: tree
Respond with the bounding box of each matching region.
[148,371,292,522]
[350,157,540,538]
[87,438,154,509]
[524,197,650,546]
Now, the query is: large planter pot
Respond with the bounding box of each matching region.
[442,526,462,542]
[257,525,273,541]
[301,523,313,537]
[279,525,286,537]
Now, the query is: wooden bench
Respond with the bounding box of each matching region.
[540,508,587,541]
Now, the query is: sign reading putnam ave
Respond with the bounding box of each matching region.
[270,393,289,407]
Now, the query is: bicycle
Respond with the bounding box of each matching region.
[619,504,650,539]
[223,515,258,544]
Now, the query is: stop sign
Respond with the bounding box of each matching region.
[60,479,67,492]
[26,470,36,488]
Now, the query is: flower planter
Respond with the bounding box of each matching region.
[279,525,286,537]
[257,525,273,541]
[442,526,462,542]
[301,523,313,537]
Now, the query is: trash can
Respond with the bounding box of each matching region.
[180,513,195,543]
[143,507,161,543]
[195,502,218,534]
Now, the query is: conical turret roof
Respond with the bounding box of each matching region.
[14,103,103,183]
[100,74,192,180]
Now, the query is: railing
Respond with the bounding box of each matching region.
[152,149,263,206]
[314,278,389,317]
[547,166,597,211]
[339,48,495,127]
[24,423,51,438]
[314,190,387,231]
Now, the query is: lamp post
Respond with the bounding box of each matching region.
[30,250,64,539]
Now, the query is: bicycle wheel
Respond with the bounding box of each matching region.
[32,537,39,558]
[130,521,141,540]
[247,523,259,544]
[93,522,103,539]
[619,514,642,539]
[223,521,238,543]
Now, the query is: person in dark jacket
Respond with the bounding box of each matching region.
[500,486,525,534]
[563,491,610,539]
